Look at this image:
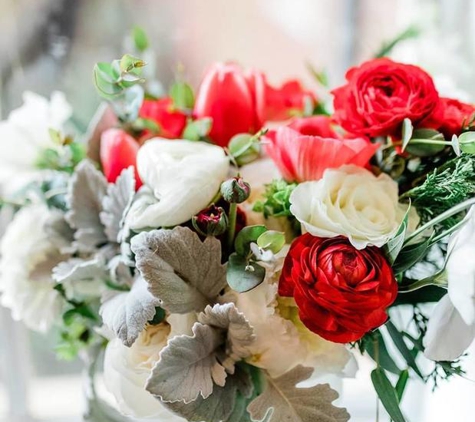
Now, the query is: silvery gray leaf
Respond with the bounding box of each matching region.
[100,167,136,243]
[44,211,75,254]
[66,160,108,252]
[146,322,226,403]
[131,227,227,313]
[163,368,253,422]
[108,255,134,287]
[53,257,108,300]
[100,276,160,347]
[247,366,350,422]
[198,303,254,371]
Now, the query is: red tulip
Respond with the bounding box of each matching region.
[139,98,187,139]
[100,128,142,189]
[194,63,262,148]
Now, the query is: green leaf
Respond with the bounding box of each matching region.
[119,54,146,73]
[401,118,413,152]
[374,25,419,58]
[385,320,423,379]
[170,81,195,110]
[234,225,267,256]
[182,118,213,141]
[132,26,149,51]
[257,230,286,254]
[392,237,432,274]
[384,204,410,264]
[458,131,475,154]
[395,369,409,402]
[227,253,266,293]
[371,368,406,422]
[366,331,401,375]
[405,140,446,157]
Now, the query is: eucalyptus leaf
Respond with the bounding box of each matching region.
[227,253,266,293]
[100,167,136,243]
[146,322,226,403]
[234,225,267,257]
[371,368,406,422]
[182,118,213,141]
[66,160,108,252]
[100,276,160,347]
[131,227,227,313]
[170,81,195,110]
[247,366,350,422]
[132,26,149,51]
[405,140,445,157]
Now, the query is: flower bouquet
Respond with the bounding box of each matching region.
[1,28,475,422]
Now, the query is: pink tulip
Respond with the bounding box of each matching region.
[100,128,142,189]
[265,117,379,182]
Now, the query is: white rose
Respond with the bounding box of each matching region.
[0,92,72,194]
[128,139,229,229]
[103,315,195,420]
[0,205,64,332]
[290,165,401,249]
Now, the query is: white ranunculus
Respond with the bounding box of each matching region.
[0,92,72,194]
[103,316,195,420]
[0,205,64,332]
[290,165,401,249]
[234,250,352,378]
[128,139,230,230]
[446,207,475,325]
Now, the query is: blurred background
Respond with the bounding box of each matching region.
[1,0,475,421]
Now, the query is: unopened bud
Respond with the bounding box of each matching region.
[220,177,251,203]
[192,204,228,236]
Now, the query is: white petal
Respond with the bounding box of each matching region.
[423,295,475,361]
[131,139,229,229]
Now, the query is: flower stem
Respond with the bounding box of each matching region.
[399,271,448,293]
[227,202,238,250]
[404,197,475,245]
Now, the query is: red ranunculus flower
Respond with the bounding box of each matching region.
[264,116,378,182]
[194,62,315,147]
[279,234,397,343]
[139,98,187,139]
[332,58,440,138]
[100,128,142,189]
[435,97,475,137]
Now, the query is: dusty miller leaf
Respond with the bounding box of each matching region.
[66,160,108,252]
[44,211,75,254]
[131,227,227,313]
[53,257,107,284]
[163,368,253,422]
[199,303,254,369]
[146,322,226,403]
[247,366,350,422]
[100,276,160,346]
[100,167,135,243]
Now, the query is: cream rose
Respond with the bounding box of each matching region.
[290,165,401,249]
[103,315,195,420]
[0,205,64,332]
[127,139,230,230]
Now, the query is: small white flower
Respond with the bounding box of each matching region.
[127,139,230,229]
[0,92,72,194]
[0,205,64,332]
[290,165,402,249]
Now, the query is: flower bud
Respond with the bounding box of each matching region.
[192,204,228,236]
[220,177,251,203]
[228,133,260,166]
